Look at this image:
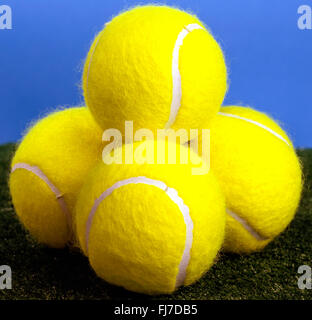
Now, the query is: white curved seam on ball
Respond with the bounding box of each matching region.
[85,176,194,289]
[165,23,204,129]
[85,33,102,105]
[218,112,290,146]
[226,209,269,241]
[11,163,72,235]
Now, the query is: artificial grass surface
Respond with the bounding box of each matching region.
[0,142,311,300]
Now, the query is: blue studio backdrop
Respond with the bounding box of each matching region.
[0,0,311,147]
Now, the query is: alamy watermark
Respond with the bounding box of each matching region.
[298,265,312,289]
[101,121,211,175]
[0,5,12,29]
[298,5,312,30]
[0,265,12,289]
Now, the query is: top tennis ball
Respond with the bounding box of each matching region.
[83,5,227,138]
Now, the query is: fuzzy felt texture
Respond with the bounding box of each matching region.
[75,140,226,295]
[83,5,227,138]
[9,107,104,248]
[196,106,303,254]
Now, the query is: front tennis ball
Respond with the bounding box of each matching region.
[194,106,302,253]
[83,5,227,140]
[75,140,226,294]
[9,107,104,248]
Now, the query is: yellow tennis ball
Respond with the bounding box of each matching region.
[83,5,227,139]
[194,106,302,253]
[9,107,104,248]
[75,140,226,295]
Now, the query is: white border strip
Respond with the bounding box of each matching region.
[11,163,72,239]
[165,23,204,129]
[218,112,290,146]
[226,209,269,241]
[85,176,194,289]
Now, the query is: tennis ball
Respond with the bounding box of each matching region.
[9,107,104,248]
[193,106,302,253]
[83,5,227,140]
[75,140,226,295]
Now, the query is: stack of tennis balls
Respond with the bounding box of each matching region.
[8,4,302,295]
[77,5,229,295]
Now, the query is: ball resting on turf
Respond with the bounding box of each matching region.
[75,140,226,294]
[194,106,303,253]
[9,107,104,248]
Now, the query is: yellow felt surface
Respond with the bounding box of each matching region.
[75,140,226,294]
[10,169,69,247]
[224,214,271,253]
[197,106,302,253]
[83,5,227,137]
[10,107,104,248]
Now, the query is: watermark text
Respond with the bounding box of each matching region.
[101,122,210,175]
[298,265,312,289]
[0,5,12,29]
[298,5,312,30]
[0,265,12,289]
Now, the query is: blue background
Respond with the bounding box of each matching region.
[0,0,311,147]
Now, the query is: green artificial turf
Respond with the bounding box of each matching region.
[0,143,311,300]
